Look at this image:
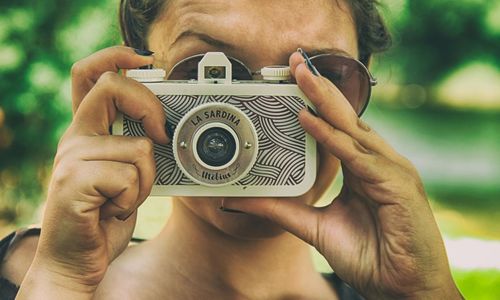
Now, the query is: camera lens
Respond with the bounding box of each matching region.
[196,127,237,167]
[174,103,258,186]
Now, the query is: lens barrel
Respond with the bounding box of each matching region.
[196,127,237,168]
[173,103,258,187]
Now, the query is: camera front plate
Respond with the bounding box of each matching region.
[113,83,316,197]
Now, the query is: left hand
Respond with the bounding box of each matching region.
[223,52,462,299]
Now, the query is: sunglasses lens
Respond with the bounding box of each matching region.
[231,58,253,80]
[312,55,371,115]
[167,55,253,81]
[167,55,201,80]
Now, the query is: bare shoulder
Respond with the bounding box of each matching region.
[94,240,170,300]
[0,232,162,299]
[0,234,39,287]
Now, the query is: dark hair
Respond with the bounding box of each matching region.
[346,0,392,64]
[119,0,166,51]
[119,0,391,65]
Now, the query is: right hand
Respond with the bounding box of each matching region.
[23,47,169,294]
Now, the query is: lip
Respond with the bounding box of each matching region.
[219,206,246,214]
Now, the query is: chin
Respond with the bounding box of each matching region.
[179,196,289,240]
[177,148,340,240]
[216,208,287,239]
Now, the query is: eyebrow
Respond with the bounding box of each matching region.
[171,30,235,50]
[171,30,355,60]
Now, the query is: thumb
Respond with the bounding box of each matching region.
[223,198,322,246]
[101,211,138,262]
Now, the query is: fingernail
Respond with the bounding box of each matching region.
[165,120,175,141]
[134,49,155,56]
[297,48,320,76]
[307,105,319,117]
[139,64,154,69]
[357,118,372,132]
[117,211,135,222]
[219,206,246,214]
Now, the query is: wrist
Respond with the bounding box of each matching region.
[17,258,98,300]
[364,273,464,300]
[402,278,463,300]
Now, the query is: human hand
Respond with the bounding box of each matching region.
[18,47,168,297]
[222,52,463,299]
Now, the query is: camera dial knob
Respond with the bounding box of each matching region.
[126,69,166,82]
[261,66,291,81]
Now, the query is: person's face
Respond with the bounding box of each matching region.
[148,0,358,239]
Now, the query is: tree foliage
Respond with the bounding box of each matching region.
[382,0,500,85]
[0,0,120,219]
[0,0,498,223]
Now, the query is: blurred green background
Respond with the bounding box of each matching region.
[0,0,499,298]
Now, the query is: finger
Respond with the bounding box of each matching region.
[71,46,154,114]
[61,160,141,219]
[90,161,141,220]
[289,51,305,79]
[301,109,420,205]
[299,109,386,183]
[295,60,357,126]
[295,62,398,157]
[223,198,322,246]
[73,135,156,207]
[72,71,169,145]
[295,62,356,125]
[100,211,138,262]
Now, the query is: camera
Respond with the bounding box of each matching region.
[113,52,316,197]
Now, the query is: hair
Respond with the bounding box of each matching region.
[119,0,391,66]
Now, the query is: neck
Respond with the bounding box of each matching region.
[151,199,330,299]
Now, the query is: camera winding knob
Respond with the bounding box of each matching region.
[261,66,291,81]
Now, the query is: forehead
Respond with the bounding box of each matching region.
[149,0,358,68]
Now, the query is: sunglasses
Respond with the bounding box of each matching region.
[167,52,376,116]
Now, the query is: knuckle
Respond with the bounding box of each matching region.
[149,93,165,111]
[51,161,80,188]
[97,71,119,84]
[53,135,81,165]
[53,146,67,166]
[409,172,426,197]
[70,61,88,79]
[134,137,154,157]
[396,155,421,178]
[347,153,364,170]
[404,158,419,174]
[315,99,330,115]
[122,165,139,186]
[316,126,336,148]
[96,71,119,86]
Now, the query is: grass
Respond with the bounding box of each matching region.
[453,269,500,299]
[313,250,500,298]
